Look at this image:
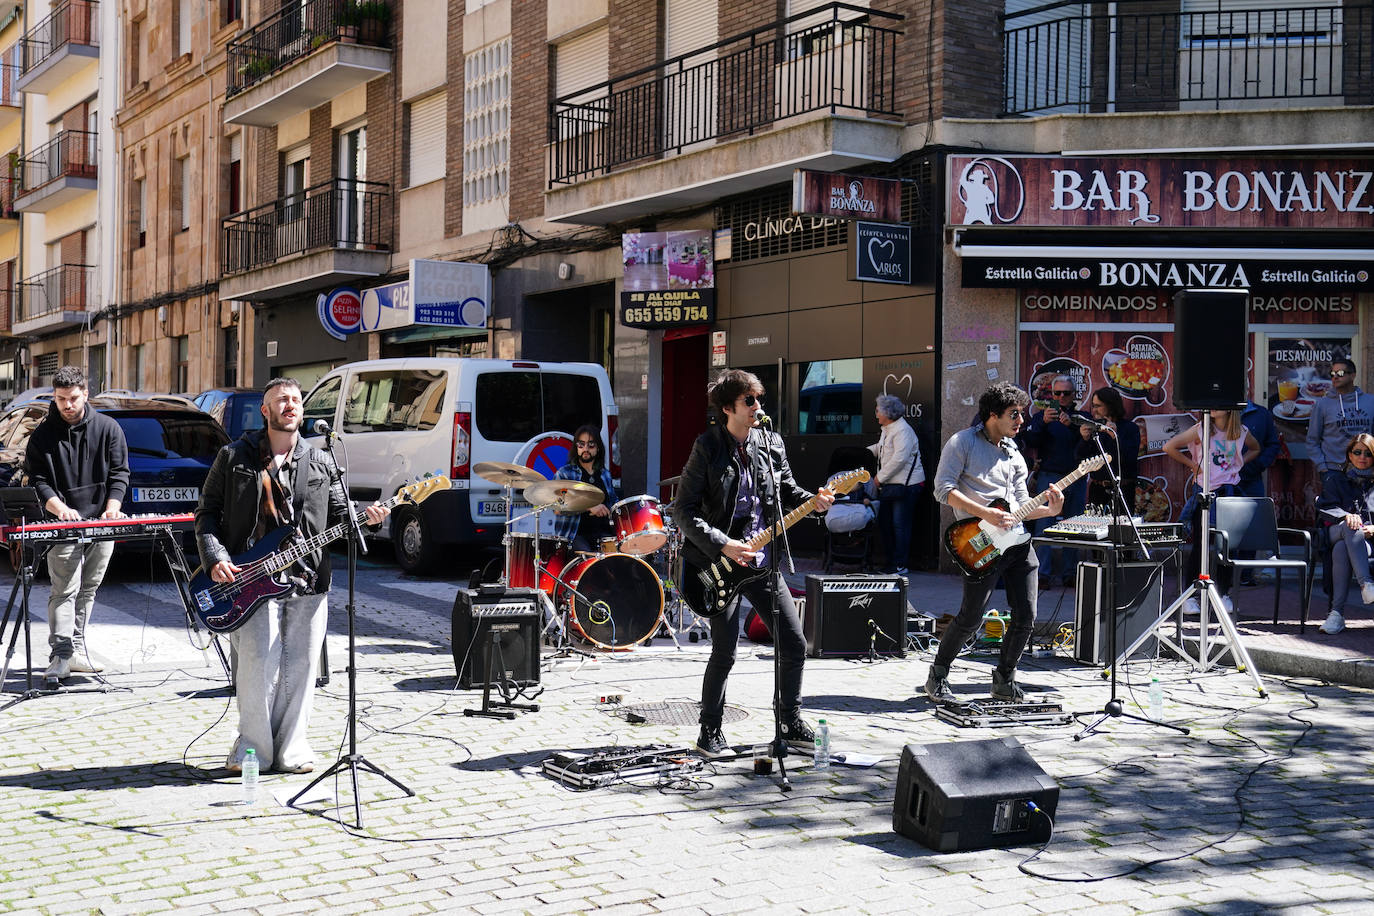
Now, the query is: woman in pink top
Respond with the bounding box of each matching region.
[1164,409,1260,614]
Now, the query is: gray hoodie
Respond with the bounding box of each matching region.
[1306,386,1374,473]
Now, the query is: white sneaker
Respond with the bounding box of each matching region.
[1360,581,1374,606]
[1220,595,1234,614]
[1183,597,1201,616]
[1320,610,1346,635]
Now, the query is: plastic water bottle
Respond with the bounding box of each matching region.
[813,719,830,770]
[241,748,259,805]
[1148,678,1164,720]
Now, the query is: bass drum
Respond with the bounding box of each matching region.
[559,553,664,650]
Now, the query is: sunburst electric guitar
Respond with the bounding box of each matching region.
[943,456,1107,580]
[190,476,450,633]
[681,468,870,618]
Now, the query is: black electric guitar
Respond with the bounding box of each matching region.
[681,468,870,618]
[943,456,1106,580]
[189,476,449,634]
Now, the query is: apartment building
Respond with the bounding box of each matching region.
[6,0,117,397]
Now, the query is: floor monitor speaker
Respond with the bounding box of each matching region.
[893,737,1059,851]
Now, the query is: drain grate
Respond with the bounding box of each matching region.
[619,701,748,727]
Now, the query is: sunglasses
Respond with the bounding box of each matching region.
[576,440,597,448]
[1004,409,1025,420]
[742,394,762,407]
[1052,390,1075,398]
[1333,369,1354,378]
[1352,448,1372,458]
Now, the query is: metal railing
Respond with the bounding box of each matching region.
[221,178,392,276]
[1003,1,1373,116]
[0,286,11,334]
[549,2,902,185]
[17,130,97,193]
[0,63,20,107]
[21,0,99,75]
[17,264,96,322]
[0,176,17,218]
[226,0,391,98]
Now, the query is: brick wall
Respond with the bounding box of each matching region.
[930,0,1003,119]
[254,126,279,205]
[444,3,464,238]
[367,71,399,250]
[509,3,549,219]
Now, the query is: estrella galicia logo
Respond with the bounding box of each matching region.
[957,156,1025,225]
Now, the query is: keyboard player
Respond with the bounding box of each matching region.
[22,366,129,685]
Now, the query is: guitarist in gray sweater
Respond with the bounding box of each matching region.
[676,369,833,758]
[927,382,1062,704]
[196,378,387,775]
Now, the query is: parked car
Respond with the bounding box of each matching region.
[0,395,230,545]
[301,358,619,573]
[194,387,266,439]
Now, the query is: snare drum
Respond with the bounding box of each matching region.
[597,536,619,555]
[505,533,571,594]
[558,553,664,650]
[610,495,667,555]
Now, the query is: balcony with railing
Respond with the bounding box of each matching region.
[224,0,393,127]
[0,176,18,221]
[1003,1,1374,116]
[15,264,95,336]
[545,2,904,225]
[219,178,393,301]
[0,62,21,129]
[18,0,99,95]
[14,130,98,213]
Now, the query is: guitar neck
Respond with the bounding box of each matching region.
[1010,464,1092,523]
[262,494,402,576]
[746,496,822,552]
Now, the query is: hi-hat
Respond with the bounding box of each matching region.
[473,461,545,487]
[524,479,603,512]
[659,475,682,488]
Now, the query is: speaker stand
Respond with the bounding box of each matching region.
[465,627,541,719]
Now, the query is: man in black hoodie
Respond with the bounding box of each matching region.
[23,366,129,685]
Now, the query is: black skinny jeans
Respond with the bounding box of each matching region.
[700,570,805,728]
[933,541,1039,675]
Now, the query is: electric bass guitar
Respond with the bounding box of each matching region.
[189,476,450,634]
[681,468,870,618]
[943,456,1107,580]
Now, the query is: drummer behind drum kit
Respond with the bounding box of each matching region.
[472,462,705,654]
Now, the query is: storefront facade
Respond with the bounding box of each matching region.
[945,153,1374,530]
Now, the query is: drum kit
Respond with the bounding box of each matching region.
[473,461,704,653]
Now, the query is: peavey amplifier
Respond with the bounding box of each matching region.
[452,587,542,689]
[803,574,907,658]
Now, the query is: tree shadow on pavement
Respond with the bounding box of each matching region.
[0,760,205,791]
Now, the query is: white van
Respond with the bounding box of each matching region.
[300,358,619,572]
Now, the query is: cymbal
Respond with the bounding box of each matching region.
[659,475,681,488]
[473,461,545,487]
[524,479,604,512]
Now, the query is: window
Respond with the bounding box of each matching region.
[223,0,243,26]
[176,156,190,231]
[175,336,189,391]
[117,416,228,461]
[281,146,309,221]
[474,371,601,443]
[302,374,342,426]
[226,133,242,215]
[128,19,142,86]
[341,370,448,434]
[553,26,609,142]
[796,359,864,435]
[36,352,59,385]
[463,40,509,210]
[134,344,148,389]
[177,0,193,57]
[133,178,146,247]
[407,92,446,188]
[222,325,238,387]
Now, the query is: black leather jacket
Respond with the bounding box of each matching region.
[674,424,813,568]
[194,431,349,593]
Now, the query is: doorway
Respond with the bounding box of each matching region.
[660,330,708,483]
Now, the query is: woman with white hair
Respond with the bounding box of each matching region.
[869,394,925,576]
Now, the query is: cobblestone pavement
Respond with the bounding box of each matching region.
[1,555,1372,915]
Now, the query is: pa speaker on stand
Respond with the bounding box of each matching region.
[1172,289,1249,409]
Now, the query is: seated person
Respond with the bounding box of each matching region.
[1315,433,1374,635]
[552,425,619,553]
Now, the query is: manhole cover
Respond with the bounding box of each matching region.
[619,701,748,726]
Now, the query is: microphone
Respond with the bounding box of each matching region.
[868,618,895,646]
[754,408,771,426]
[310,419,333,437]
[1068,415,1109,431]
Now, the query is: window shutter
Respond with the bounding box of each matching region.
[554,25,609,100]
[408,92,447,187]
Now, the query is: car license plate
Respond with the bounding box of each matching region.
[133,486,199,503]
[478,499,529,516]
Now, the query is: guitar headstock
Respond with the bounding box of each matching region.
[826,468,871,496]
[1081,454,1110,474]
[398,475,452,506]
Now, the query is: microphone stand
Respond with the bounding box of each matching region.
[754,420,794,793]
[290,433,414,827]
[1074,423,1189,740]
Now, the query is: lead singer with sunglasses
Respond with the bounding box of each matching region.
[676,369,834,758]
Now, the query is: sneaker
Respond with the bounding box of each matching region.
[68,655,104,674]
[779,716,815,752]
[225,761,242,775]
[1319,610,1346,635]
[43,655,71,686]
[1220,594,1234,614]
[695,725,731,758]
[276,762,314,774]
[1183,597,1201,616]
[1360,582,1374,606]
[924,673,959,704]
[991,668,1026,702]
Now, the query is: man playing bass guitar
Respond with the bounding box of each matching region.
[195,378,388,775]
[927,382,1062,704]
[676,369,833,757]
